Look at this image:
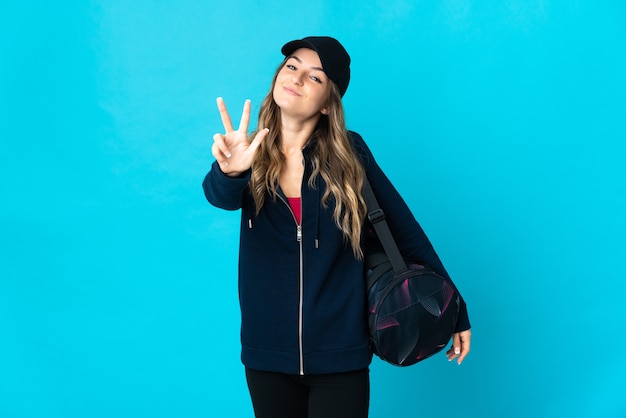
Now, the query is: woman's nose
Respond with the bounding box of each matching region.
[291,74,303,85]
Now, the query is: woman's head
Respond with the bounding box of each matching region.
[260,37,350,134]
[280,36,351,98]
[272,48,333,121]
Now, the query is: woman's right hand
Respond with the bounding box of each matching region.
[212,97,269,177]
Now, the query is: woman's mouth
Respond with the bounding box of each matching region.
[283,86,301,96]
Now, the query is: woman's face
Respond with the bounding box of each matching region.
[272,48,332,121]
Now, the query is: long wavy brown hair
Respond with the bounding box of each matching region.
[250,59,367,258]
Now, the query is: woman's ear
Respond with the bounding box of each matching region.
[320,105,330,115]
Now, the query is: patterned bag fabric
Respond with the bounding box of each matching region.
[363,179,461,367]
[365,253,460,366]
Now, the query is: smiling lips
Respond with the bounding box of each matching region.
[283,86,302,96]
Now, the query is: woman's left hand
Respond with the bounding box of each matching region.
[446,329,471,365]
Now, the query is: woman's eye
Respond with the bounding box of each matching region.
[286,64,296,70]
[310,76,321,83]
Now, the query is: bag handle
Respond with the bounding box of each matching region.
[363,177,408,275]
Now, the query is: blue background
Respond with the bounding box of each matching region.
[1,1,625,417]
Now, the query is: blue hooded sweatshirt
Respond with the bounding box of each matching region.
[202,131,470,375]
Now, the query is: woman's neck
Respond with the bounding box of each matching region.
[279,113,320,152]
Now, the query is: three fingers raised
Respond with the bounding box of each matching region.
[212,97,268,175]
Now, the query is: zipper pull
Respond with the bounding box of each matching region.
[297,225,302,242]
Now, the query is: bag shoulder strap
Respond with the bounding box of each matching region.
[362,177,408,275]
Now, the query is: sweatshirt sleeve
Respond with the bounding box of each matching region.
[202,160,252,210]
[350,131,471,332]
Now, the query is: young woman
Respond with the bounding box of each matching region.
[203,36,471,418]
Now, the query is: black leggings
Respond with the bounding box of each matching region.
[245,367,370,418]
